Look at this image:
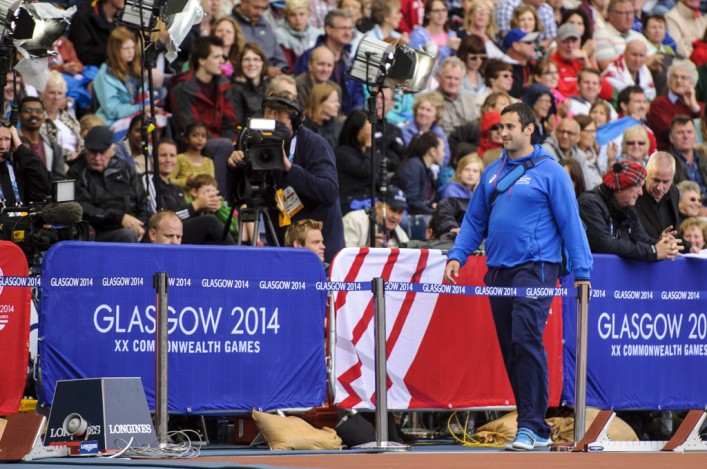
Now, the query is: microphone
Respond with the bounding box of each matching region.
[41,202,83,226]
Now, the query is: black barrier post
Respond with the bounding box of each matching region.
[153,272,169,447]
[355,278,410,451]
[574,283,590,445]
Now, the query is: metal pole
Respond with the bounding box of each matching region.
[372,277,387,445]
[574,282,590,445]
[327,291,336,399]
[154,272,169,447]
[353,278,409,451]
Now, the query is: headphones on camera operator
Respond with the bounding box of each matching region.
[261,93,304,133]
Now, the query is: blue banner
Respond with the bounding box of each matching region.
[562,254,707,410]
[39,242,328,414]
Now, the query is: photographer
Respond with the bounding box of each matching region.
[0,119,51,205]
[228,91,344,263]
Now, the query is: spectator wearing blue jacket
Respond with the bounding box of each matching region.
[445,103,593,452]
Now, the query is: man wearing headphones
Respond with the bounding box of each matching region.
[228,91,345,263]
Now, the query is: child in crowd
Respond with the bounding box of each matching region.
[170,122,215,189]
[438,153,484,199]
[185,174,238,238]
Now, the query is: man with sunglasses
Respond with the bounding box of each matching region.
[0,119,51,206]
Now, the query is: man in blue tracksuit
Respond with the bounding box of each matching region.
[444,102,593,451]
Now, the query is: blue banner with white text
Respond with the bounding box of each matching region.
[39,242,328,413]
[562,254,707,410]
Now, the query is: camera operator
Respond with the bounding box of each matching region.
[0,119,51,205]
[228,91,345,263]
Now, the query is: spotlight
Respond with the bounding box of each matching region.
[0,2,73,57]
[348,36,436,92]
[12,3,73,58]
[117,0,189,31]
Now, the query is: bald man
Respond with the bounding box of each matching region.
[148,211,184,245]
[602,39,656,102]
[543,117,600,189]
[295,46,337,108]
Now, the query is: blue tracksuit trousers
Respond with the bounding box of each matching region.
[484,262,560,439]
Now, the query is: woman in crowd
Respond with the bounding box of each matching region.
[522,83,554,145]
[438,153,485,199]
[531,59,564,109]
[561,158,587,199]
[43,71,82,163]
[511,4,542,33]
[367,0,408,42]
[457,34,488,95]
[460,0,507,61]
[474,59,516,116]
[677,180,703,219]
[303,82,343,150]
[560,9,595,61]
[401,91,450,168]
[680,217,707,253]
[335,109,377,214]
[618,125,650,166]
[277,0,323,71]
[211,17,245,78]
[232,43,270,124]
[393,131,444,214]
[409,0,460,63]
[93,28,145,131]
[574,114,603,185]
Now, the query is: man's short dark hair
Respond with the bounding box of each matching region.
[670,114,695,132]
[616,85,645,112]
[324,8,351,28]
[578,67,601,83]
[190,36,225,71]
[20,96,43,110]
[502,102,536,130]
[643,13,666,28]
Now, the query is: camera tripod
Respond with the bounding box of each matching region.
[235,188,280,247]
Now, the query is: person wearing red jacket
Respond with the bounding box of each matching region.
[169,36,239,204]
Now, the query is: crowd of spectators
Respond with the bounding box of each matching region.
[2,0,707,262]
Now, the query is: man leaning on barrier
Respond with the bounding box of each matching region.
[444,102,593,452]
[578,160,683,261]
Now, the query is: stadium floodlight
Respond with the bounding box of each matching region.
[117,0,190,31]
[348,36,436,92]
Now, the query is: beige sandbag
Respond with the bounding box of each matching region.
[252,410,343,450]
[0,418,6,441]
[478,407,638,444]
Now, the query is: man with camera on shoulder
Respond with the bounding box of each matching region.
[228,91,345,263]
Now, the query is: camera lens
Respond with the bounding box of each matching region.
[259,149,274,164]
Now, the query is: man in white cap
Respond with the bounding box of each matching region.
[343,186,410,248]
